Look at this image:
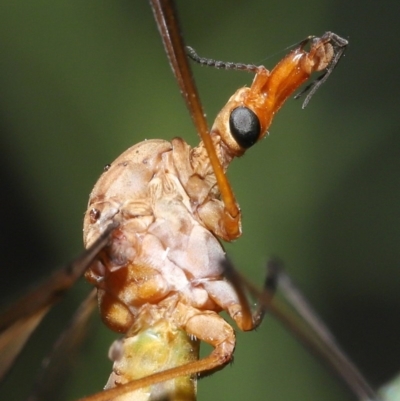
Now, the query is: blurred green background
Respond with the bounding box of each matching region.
[1,1,399,400]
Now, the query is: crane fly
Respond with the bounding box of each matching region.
[0,1,381,401]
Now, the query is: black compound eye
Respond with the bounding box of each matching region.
[229,106,261,149]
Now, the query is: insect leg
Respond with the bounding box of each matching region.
[225,258,380,401]
[272,264,380,401]
[76,307,237,401]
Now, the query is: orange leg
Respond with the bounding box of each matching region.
[76,260,278,401]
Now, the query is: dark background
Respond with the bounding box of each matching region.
[1,1,399,400]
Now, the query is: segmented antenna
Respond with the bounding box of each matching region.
[186,46,262,74]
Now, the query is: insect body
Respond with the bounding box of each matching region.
[82,18,348,400]
[0,2,391,401]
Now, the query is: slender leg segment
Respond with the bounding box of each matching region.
[78,3,351,401]
[77,258,279,401]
